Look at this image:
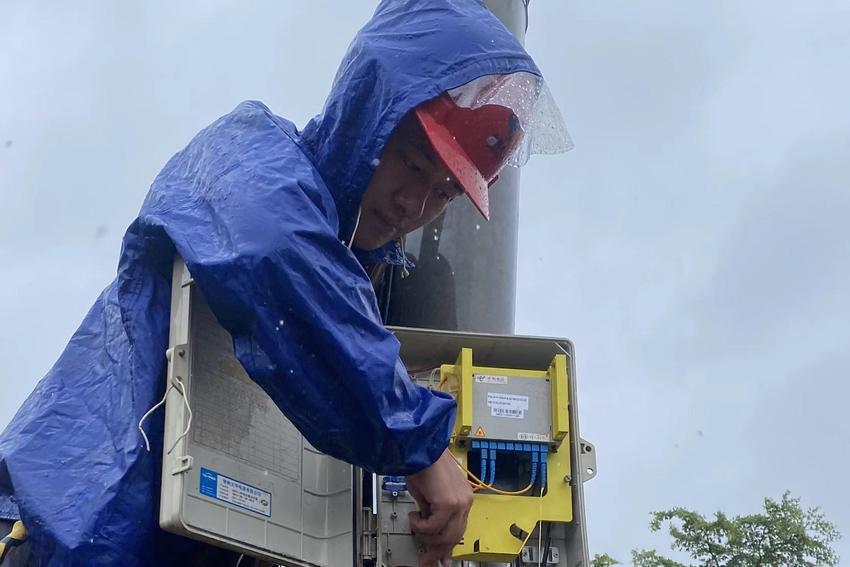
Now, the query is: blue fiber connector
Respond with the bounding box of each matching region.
[529,445,539,487]
[488,447,497,485]
[540,445,549,494]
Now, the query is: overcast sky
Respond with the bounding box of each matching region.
[1,0,848,563]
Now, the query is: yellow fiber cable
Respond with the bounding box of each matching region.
[456,459,534,496]
[437,370,448,391]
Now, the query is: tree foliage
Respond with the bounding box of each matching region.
[598,492,840,566]
[591,553,621,567]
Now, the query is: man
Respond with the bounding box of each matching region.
[0,1,569,565]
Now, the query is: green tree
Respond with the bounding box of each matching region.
[591,553,621,567]
[628,492,840,567]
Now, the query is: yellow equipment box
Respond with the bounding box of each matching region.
[439,348,573,562]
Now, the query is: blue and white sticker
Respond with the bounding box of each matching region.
[199,467,271,517]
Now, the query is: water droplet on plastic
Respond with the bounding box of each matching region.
[279,319,285,326]
[289,369,294,374]
[475,224,481,230]
[371,158,381,167]
[433,234,439,241]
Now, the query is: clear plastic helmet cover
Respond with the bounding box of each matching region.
[447,71,573,171]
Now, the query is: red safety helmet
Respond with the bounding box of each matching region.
[414,94,523,220]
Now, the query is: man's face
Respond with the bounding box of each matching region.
[353,114,465,251]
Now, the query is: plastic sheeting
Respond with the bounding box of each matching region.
[0,0,542,564]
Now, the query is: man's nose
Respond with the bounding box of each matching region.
[395,183,430,221]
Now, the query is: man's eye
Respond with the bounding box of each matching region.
[402,155,421,173]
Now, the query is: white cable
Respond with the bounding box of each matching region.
[537,483,545,566]
[399,236,410,278]
[167,377,193,455]
[139,350,194,454]
[138,385,172,452]
[348,207,363,250]
[538,526,543,566]
[429,367,440,389]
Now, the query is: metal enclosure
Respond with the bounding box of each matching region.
[160,259,356,566]
[160,260,594,566]
[373,328,593,567]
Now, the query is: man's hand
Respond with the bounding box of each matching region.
[405,448,474,567]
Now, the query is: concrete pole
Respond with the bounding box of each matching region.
[386,0,528,334]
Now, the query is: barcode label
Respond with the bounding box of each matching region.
[492,406,524,419]
[518,432,550,442]
[487,392,529,420]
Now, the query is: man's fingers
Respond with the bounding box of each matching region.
[406,483,429,517]
[408,510,466,546]
[408,507,452,536]
[405,449,475,562]
[417,543,453,567]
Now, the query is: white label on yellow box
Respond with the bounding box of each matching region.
[518,432,550,442]
[487,392,529,419]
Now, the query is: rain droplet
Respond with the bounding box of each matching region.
[278,319,285,326]
[433,234,439,241]
[371,158,381,167]
[289,369,294,374]
[475,224,481,230]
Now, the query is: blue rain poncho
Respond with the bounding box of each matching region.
[0,0,541,564]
